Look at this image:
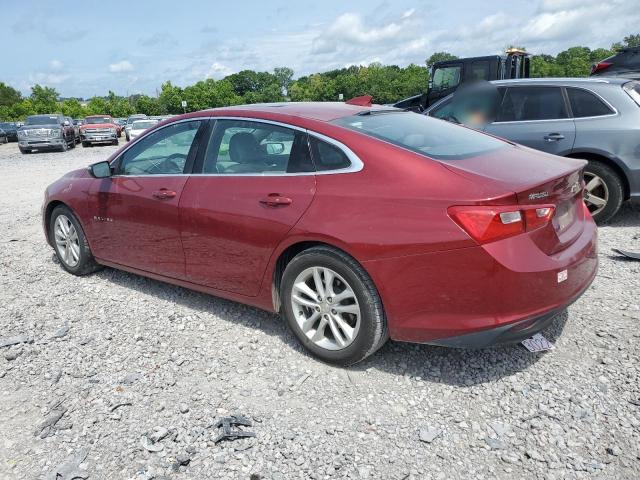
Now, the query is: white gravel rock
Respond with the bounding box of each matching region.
[0,141,639,479]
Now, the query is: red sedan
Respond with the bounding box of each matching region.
[43,101,597,365]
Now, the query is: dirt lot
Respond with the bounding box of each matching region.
[0,139,638,480]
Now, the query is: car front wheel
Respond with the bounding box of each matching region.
[583,161,623,224]
[281,246,388,366]
[49,206,102,276]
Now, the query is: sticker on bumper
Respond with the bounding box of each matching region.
[557,270,568,283]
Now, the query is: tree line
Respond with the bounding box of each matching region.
[0,34,638,121]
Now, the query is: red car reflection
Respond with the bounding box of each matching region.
[43,102,597,365]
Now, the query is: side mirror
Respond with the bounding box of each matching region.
[89,161,112,178]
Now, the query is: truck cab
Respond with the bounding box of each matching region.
[394,49,530,112]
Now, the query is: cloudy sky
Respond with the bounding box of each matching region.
[2,0,638,98]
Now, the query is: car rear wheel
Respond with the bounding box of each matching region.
[583,161,623,224]
[49,206,102,276]
[281,246,388,365]
[19,147,31,154]
[59,140,68,152]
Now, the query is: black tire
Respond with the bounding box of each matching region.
[82,141,89,147]
[49,205,102,276]
[281,246,388,366]
[19,147,31,154]
[584,160,624,224]
[112,139,118,146]
[59,140,68,152]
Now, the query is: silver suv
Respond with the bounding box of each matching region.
[426,77,640,223]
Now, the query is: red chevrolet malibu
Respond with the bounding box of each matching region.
[43,101,597,365]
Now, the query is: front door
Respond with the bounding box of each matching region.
[180,118,316,296]
[484,85,576,155]
[88,119,205,278]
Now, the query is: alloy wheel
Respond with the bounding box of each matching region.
[54,215,80,267]
[290,267,361,351]
[583,172,609,216]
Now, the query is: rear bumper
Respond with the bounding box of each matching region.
[82,133,117,144]
[364,217,598,345]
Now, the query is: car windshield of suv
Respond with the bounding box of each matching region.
[26,116,60,125]
[132,121,158,130]
[332,111,507,160]
[86,117,112,124]
[0,123,14,129]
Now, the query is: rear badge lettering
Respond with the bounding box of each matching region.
[93,216,114,223]
[557,269,568,283]
[529,191,549,200]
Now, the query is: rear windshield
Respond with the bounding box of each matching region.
[26,115,60,125]
[332,112,506,160]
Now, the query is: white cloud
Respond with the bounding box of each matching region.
[109,60,134,73]
[49,59,64,71]
[29,72,71,85]
[311,12,417,54]
[207,62,234,79]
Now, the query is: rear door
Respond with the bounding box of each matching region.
[179,118,316,296]
[87,119,205,278]
[484,85,576,155]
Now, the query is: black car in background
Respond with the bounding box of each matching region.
[0,122,18,141]
[0,128,7,144]
[591,46,640,79]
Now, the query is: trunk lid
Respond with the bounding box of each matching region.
[441,144,587,254]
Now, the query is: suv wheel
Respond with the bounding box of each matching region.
[59,140,68,152]
[583,161,623,224]
[49,206,102,276]
[280,246,388,365]
[19,147,31,154]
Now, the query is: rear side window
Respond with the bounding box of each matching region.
[332,112,506,161]
[498,87,568,122]
[309,136,351,171]
[567,88,614,117]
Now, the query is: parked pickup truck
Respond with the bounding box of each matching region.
[17,114,76,153]
[80,115,120,147]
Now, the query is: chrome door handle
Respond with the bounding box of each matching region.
[259,194,292,207]
[152,189,177,200]
[543,133,565,142]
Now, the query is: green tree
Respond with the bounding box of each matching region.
[274,67,294,96]
[30,85,59,114]
[60,98,85,118]
[624,33,640,47]
[426,52,458,68]
[158,81,184,114]
[0,82,22,107]
[134,95,162,116]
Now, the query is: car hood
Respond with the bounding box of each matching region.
[81,123,114,129]
[62,168,92,179]
[438,144,586,194]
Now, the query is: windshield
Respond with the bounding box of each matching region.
[26,115,60,125]
[0,122,15,129]
[86,117,112,124]
[132,121,158,130]
[332,112,507,160]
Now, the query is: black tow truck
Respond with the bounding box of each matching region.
[394,48,530,112]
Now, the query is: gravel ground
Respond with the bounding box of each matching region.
[0,139,639,480]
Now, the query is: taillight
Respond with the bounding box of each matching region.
[448,204,555,244]
[591,61,611,74]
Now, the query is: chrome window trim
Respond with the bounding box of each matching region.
[110,115,364,178]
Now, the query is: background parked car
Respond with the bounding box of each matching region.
[125,114,148,141]
[0,122,19,141]
[0,128,7,144]
[426,77,640,223]
[128,119,159,140]
[66,116,80,144]
[591,46,640,79]
[80,115,119,147]
[17,114,76,153]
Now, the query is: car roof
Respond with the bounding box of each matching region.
[491,77,629,86]
[204,102,396,122]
